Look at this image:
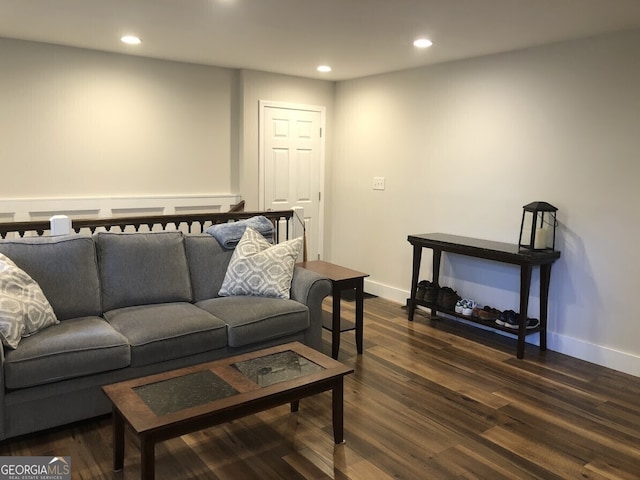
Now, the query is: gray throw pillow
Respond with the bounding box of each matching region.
[0,253,59,349]
[219,227,302,299]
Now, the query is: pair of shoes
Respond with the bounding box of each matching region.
[495,310,518,328]
[478,306,500,321]
[463,300,476,316]
[437,287,460,311]
[455,298,476,316]
[495,311,540,330]
[416,280,439,304]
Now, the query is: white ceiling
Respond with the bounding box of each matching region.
[2,0,640,80]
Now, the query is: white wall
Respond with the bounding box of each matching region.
[0,37,235,197]
[332,29,640,375]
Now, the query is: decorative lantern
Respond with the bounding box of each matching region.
[518,201,558,251]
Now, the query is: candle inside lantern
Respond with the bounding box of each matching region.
[534,228,547,249]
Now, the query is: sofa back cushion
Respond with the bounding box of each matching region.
[0,235,102,320]
[184,234,233,302]
[95,231,192,311]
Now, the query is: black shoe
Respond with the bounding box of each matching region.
[526,317,540,329]
[416,280,428,301]
[496,311,539,330]
[438,287,460,310]
[424,283,439,304]
[496,310,518,328]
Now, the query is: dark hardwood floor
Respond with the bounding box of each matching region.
[1,297,639,479]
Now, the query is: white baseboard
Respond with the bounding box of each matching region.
[363,279,408,304]
[546,332,640,377]
[364,279,640,378]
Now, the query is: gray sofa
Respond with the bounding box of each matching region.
[0,231,331,440]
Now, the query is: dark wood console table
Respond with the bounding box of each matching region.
[407,233,560,359]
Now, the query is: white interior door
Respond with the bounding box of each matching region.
[260,102,324,260]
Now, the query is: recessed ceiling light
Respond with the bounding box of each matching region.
[413,38,433,48]
[317,65,332,73]
[121,35,141,45]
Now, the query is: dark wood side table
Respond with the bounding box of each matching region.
[407,233,561,359]
[297,260,369,359]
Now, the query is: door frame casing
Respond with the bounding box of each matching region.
[258,100,326,259]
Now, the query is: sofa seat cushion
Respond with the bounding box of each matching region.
[196,296,308,348]
[103,302,227,367]
[4,316,130,389]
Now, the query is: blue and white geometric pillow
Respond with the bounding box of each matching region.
[0,253,59,349]
[219,227,303,299]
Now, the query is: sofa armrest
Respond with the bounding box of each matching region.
[290,266,331,351]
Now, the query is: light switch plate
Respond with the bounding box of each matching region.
[373,177,385,190]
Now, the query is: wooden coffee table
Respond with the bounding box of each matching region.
[102,342,353,480]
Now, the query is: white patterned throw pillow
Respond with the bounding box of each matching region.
[219,227,303,299]
[0,253,59,349]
